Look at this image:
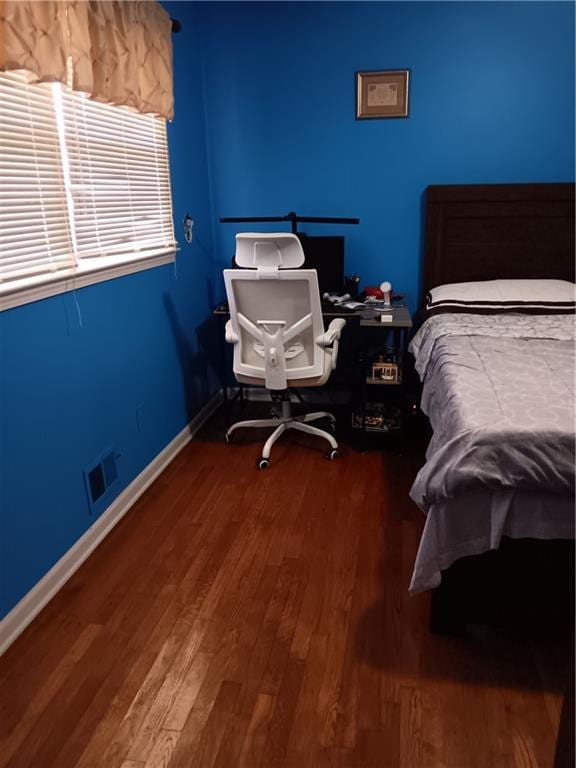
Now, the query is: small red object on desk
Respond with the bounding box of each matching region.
[364,286,384,299]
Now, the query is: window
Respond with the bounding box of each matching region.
[0,71,176,310]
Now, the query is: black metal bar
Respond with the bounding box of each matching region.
[219,216,287,224]
[285,215,360,225]
[219,212,360,234]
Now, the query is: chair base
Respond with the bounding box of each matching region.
[226,400,338,462]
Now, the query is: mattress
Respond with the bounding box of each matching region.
[408,313,575,593]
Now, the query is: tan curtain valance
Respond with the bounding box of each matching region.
[0,0,174,119]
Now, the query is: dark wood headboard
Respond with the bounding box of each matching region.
[422,182,575,304]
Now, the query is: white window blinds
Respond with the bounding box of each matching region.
[0,73,74,283]
[0,71,176,308]
[60,87,175,261]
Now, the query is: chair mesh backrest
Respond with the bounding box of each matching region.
[224,268,325,385]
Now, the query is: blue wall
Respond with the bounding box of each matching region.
[197,1,575,311]
[0,5,218,619]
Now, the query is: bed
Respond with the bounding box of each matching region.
[408,182,575,631]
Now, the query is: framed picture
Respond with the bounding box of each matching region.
[356,69,410,119]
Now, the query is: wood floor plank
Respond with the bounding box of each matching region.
[0,416,568,768]
[72,585,185,768]
[99,624,196,767]
[236,693,276,768]
[316,608,351,749]
[8,584,174,765]
[258,560,306,698]
[159,707,212,768]
[0,610,85,722]
[167,680,241,768]
[0,623,103,767]
[283,632,329,765]
[261,655,306,768]
[142,729,180,768]
[161,650,214,732]
[3,623,118,768]
[399,685,422,768]
[124,618,211,762]
[419,684,447,768]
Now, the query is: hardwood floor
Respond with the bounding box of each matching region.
[0,409,568,768]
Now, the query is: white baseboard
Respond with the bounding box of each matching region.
[0,389,223,656]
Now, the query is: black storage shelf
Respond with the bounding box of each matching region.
[365,376,403,386]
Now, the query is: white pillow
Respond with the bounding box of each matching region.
[426,279,576,314]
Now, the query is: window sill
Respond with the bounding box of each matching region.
[0,249,176,312]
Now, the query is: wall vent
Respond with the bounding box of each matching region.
[84,448,119,514]
[88,464,106,503]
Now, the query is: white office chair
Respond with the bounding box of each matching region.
[223,232,346,469]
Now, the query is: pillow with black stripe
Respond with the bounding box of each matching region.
[426,279,576,315]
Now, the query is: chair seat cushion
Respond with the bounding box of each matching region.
[235,348,334,388]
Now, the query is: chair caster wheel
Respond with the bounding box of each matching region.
[329,450,339,460]
[258,458,270,470]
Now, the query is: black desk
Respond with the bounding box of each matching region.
[212,302,413,445]
[213,300,358,319]
[213,300,411,329]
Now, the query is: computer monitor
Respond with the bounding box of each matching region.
[297,234,345,296]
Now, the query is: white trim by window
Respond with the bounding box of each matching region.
[0,72,177,311]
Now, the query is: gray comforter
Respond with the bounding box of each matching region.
[409,314,576,512]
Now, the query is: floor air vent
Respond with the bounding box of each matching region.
[84,448,118,514]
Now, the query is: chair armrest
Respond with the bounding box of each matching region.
[315,318,346,348]
[316,318,346,371]
[225,319,239,344]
